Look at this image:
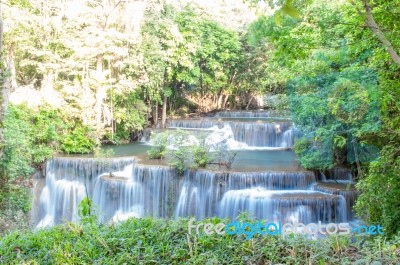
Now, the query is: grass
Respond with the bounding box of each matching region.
[0,217,399,264]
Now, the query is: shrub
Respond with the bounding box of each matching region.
[147,131,169,159]
[168,130,191,175]
[213,140,237,170]
[0,217,399,264]
[191,139,213,168]
[355,146,400,237]
[61,124,97,154]
[264,94,288,110]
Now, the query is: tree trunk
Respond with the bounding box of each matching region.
[42,71,54,94]
[0,1,11,162]
[246,95,254,110]
[161,93,167,128]
[9,47,16,90]
[0,1,4,122]
[95,55,106,143]
[153,103,158,126]
[222,94,229,109]
[217,93,223,110]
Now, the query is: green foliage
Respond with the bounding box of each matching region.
[168,130,191,175]
[191,139,213,168]
[1,104,65,180]
[0,103,98,181]
[78,197,97,225]
[355,147,400,236]
[61,124,97,154]
[147,131,169,159]
[78,197,92,218]
[93,148,115,158]
[249,1,382,170]
[111,90,148,142]
[0,185,31,214]
[264,94,288,110]
[0,217,399,264]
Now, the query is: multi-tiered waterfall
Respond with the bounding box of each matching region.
[34,110,358,227]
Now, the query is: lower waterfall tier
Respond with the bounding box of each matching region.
[34,158,357,227]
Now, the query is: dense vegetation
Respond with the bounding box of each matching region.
[247,0,400,237]
[0,217,399,264]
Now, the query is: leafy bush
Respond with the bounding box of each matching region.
[0,185,32,235]
[0,217,399,264]
[191,139,213,168]
[147,131,169,159]
[61,124,97,154]
[213,140,237,170]
[355,146,400,237]
[264,94,288,110]
[111,90,148,142]
[293,138,335,170]
[168,130,191,175]
[1,104,65,180]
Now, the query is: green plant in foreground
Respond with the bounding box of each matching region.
[0,217,399,264]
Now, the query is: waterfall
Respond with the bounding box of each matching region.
[36,158,354,226]
[213,110,290,118]
[218,189,347,223]
[328,168,354,182]
[34,111,357,228]
[175,170,220,219]
[229,122,292,147]
[174,170,316,219]
[93,164,178,222]
[311,182,359,220]
[139,129,152,142]
[161,119,294,148]
[36,157,135,227]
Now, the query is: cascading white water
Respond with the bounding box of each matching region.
[328,167,354,182]
[217,189,347,223]
[36,157,135,227]
[35,158,355,226]
[311,182,359,220]
[34,110,358,228]
[163,119,294,148]
[93,164,177,222]
[213,110,290,118]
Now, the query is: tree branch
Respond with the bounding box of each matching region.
[352,0,400,68]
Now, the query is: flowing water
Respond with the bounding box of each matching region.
[34,111,358,227]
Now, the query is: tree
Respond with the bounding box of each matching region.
[249,0,400,68]
[139,3,184,127]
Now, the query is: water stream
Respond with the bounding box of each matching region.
[34,111,358,227]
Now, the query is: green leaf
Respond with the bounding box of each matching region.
[275,12,283,26]
[282,4,301,19]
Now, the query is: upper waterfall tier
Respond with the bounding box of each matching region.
[212,110,291,118]
[155,119,294,148]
